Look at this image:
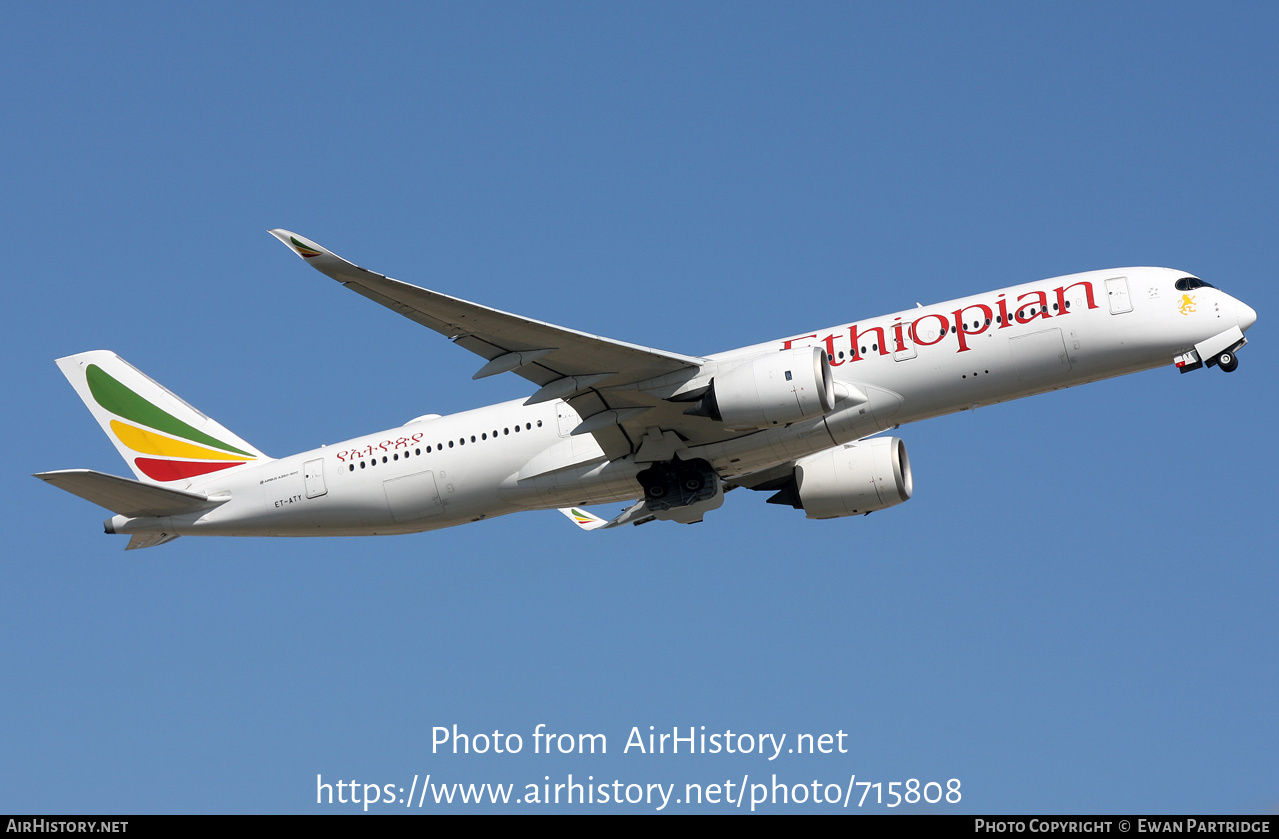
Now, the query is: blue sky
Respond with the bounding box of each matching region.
[2,2,1275,813]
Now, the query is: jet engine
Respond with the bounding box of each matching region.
[688,347,835,429]
[767,437,913,519]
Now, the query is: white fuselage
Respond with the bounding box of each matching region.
[110,267,1254,538]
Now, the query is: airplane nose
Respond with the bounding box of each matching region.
[1237,301,1258,332]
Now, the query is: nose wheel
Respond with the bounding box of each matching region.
[1217,351,1238,373]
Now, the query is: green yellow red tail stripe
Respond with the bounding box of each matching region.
[109,420,249,462]
[133,458,243,482]
[87,365,252,457]
[290,237,323,258]
[86,363,256,481]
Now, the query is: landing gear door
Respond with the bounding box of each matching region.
[304,458,327,498]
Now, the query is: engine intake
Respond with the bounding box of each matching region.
[768,437,913,519]
[691,347,835,429]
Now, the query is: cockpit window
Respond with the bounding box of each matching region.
[1175,277,1216,291]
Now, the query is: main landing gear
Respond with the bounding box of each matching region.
[637,457,718,512]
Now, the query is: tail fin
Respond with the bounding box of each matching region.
[55,351,270,486]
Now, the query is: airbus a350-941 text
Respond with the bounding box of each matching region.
[37,231,1257,549]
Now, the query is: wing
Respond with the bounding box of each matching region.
[270,231,703,390]
[271,230,725,458]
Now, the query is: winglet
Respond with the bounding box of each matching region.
[268,230,388,288]
[269,229,331,260]
[559,507,612,531]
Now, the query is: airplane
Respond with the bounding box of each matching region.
[36,231,1257,549]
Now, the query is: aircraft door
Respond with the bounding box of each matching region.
[303,458,327,498]
[556,401,579,437]
[1105,276,1132,314]
[893,321,917,361]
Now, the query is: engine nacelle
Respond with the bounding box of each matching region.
[700,347,835,429]
[770,437,913,519]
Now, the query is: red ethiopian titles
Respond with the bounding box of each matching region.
[783,280,1099,364]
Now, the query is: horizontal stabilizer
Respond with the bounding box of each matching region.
[560,506,612,530]
[558,500,654,531]
[127,533,181,551]
[34,469,227,517]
